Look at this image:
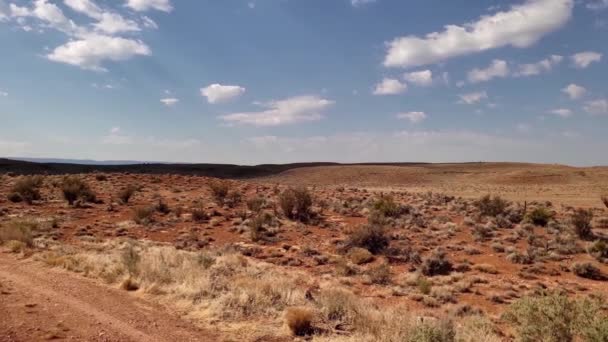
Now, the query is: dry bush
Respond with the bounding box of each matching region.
[246,196,265,213]
[372,195,407,218]
[571,262,604,280]
[285,307,314,336]
[191,207,209,222]
[571,208,593,240]
[8,175,43,204]
[279,187,313,222]
[133,206,155,225]
[588,240,608,262]
[421,249,453,276]
[95,174,108,181]
[118,185,138,204]
[475,195,508,217]
[61,176,97,206]
[602,195,608,209]
[225,191,242,208]
[248,212,275,242]
[346,224,389,255]
[209,181,230,204]
[0,220,36,247]
[154,198,171,214]
[473,263,499,274]
[347,247,374,265]
[526,207,553,227]
[367,263,391,285]
[504,292,608,342]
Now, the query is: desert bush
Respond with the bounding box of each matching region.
[61,176,97,205]
[95,174,108,181]
[504,292,608,342]
[475,195,508,217]
[209,181,230,204]
[155,198,171,214]
[421,249,453,276]
[285,307,314,336]
[8,176,43,204]
[225,191,242,208]
[602,195,608,209]
[571,208,593,240]
[279,187,313,222]
[346,224,389,254]
[249,212,275,242]
[417,276,432,295]
[118,185,138,204]
[347,247,374,265]
[588,240,608,262]
[133,206,155,225]
[191,207,209,223]
[246,196,265,213]
[367,263,391,285]
[408,319,455,342]
[526,207,553,227]
[372,195,407,218]
[571,262,604,280]
[0,220,36,247]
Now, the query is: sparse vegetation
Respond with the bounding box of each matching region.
[8,175,43,204]
[209,181,230,204]
[0,220,36,247]
[572,262,604,280]
[246,196,265,213]
[133,206,155,225]
[421,249,453,276]
[588,240,608,262]
[61,176,97,206]
[284,307,314,336]
[372,195,407,218]
[118,185,138,204]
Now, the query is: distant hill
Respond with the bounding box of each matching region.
[0,158,429,179]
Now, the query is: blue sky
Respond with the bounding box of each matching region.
[0,0,607,165]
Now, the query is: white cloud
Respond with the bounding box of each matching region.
[562,84,586,100]
[160,97,179,106]
[571,51,602,68]
[200,84,246,104]
[383,0,573,68]
[397,111,427,123]
[64,0,102,18]
[125,0,172,12]
[514,55,562,76]
[102,127,133,145]
[47,35,151,71]
[587,0,608,10]
[373,78,407,95]
[468,59,509,83]
[10,0,81,35]
[584,99,608,115]
[0,90,7,97]
[550,108,573,117]
[459,91,487,104]
[94,12,140,34]
[403,70,433,86]
[351,0,376,7]
[219,95,333,127]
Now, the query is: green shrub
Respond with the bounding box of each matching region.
[475,195,508,217]
[408,319,455,342]
[8,176,43,204]
[571,208,593,240]
[279,187,313,222]
[526,207,553,227]
[372,195,407,218]
[61,176,97,205]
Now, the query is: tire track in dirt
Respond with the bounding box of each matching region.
[0,253,217,342]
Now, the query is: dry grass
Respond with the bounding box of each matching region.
[0,220,36,247]
[285,307,314,336]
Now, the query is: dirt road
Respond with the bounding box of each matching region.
[0,253,218,342]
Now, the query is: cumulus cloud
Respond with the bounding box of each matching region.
[373,78,407,95]
[10,0,81,35]
[351,0,376,7]
[550,108,573,117]
[514,55,562,76]
[383,0,573,68]
[459,91,487,104]
[219,95,333,127]
[0,90,7,96]
[403,70,433,86]
[571,51,602,68]
[160,97,179,106]
[397,111,427,123]
[200,84,246,104]
[125,0,173,12]
[468,59,509,83]
[47,35,151,71]
[584,99,608,115]
[562,84,586,100]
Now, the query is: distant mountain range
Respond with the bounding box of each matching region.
[7,157,172,166]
